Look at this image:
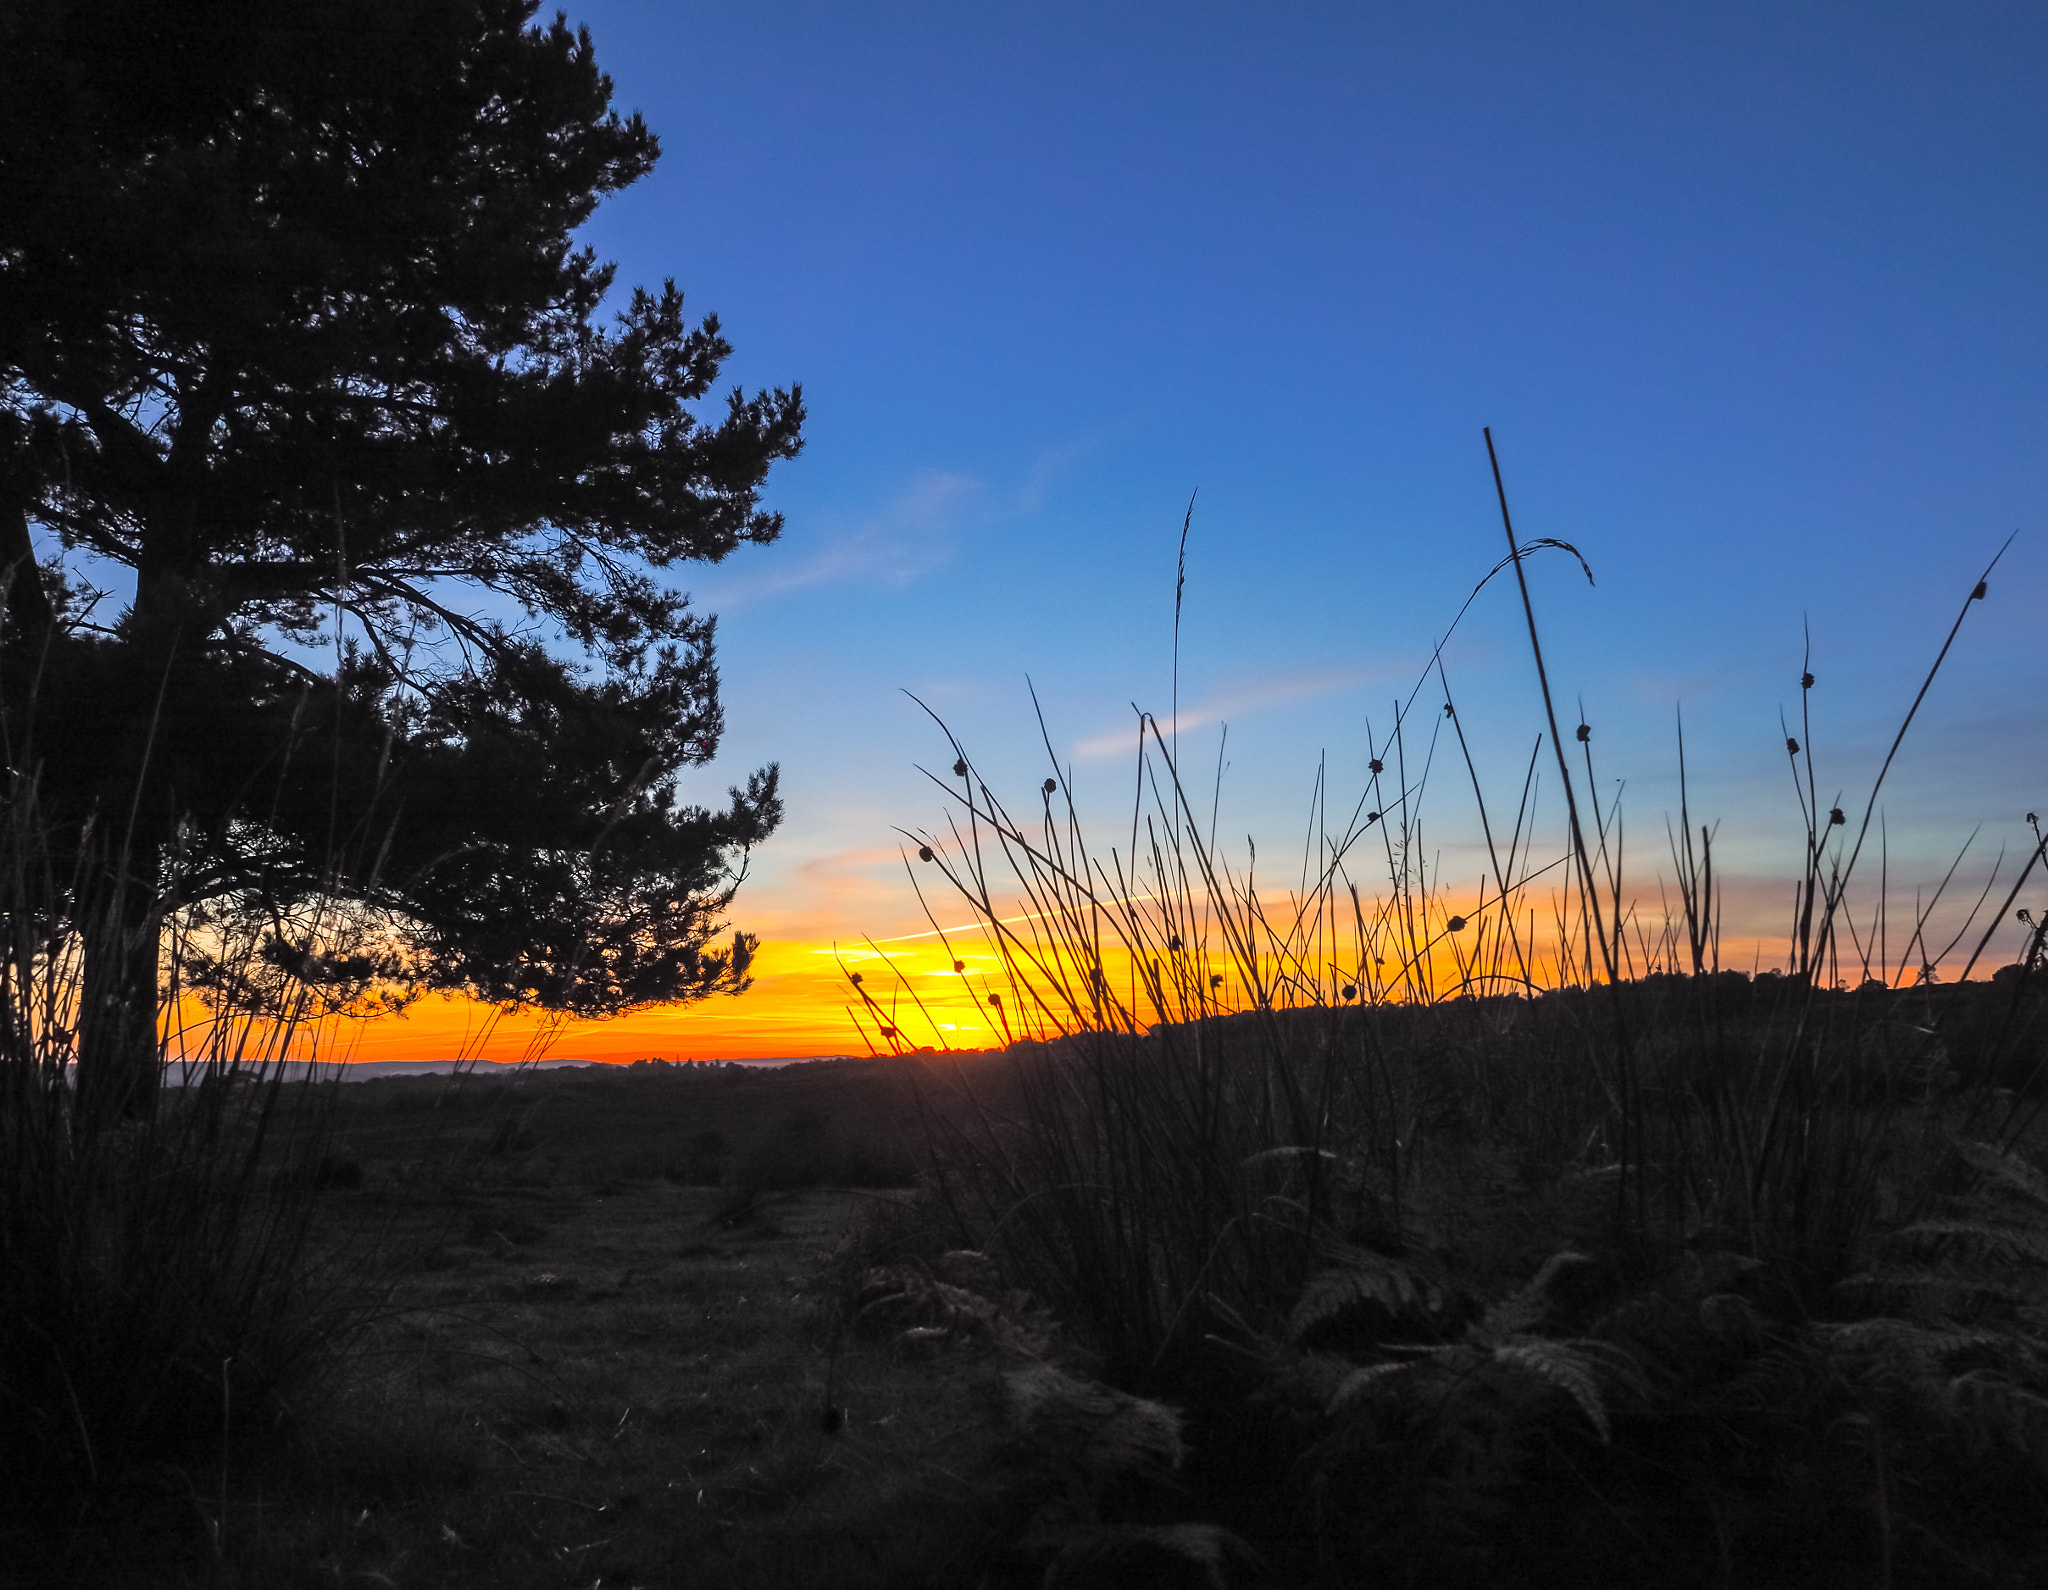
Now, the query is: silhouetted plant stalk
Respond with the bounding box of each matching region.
[850,462,2036,1378]
[0,691,393,1512]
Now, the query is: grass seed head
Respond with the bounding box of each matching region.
[1043,778,1058,795]
[1576,722,1591,742]
[918,845,934,862]
[1787,737,1800,755]
[1803,671,1815,689]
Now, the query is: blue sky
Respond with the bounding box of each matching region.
[505,0,2048,1047]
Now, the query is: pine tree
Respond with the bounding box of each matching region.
[0,0,804,1115]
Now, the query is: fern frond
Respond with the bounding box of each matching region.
[1002,1362,1186,1489]
[1289,1247,1461,1342]
[1697,1292,1766,1351]
[1491,1339,1610,1442]
[1952,1138,2048,1208]
[1328,1359,1413,1414]
[1840,1270,2033,1317]
[1946,1371,2048,1476]
[1817,1317,2010,1362]
[1254,1350,1357,1412]
[1893,1218,2048,1267]
[1475,1251,1591,1343]
[1567,1335,1657,1402]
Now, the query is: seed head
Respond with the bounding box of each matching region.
[1369,759,1384,774]
[1446,915,1467,932]
[952,759,968,777]
[1575,723,1591,743]
[879,1025,896,1038]
[918,845,934,862]
[1365,811,1379,825]
[2018,909,2034,925]
[989,992,1002,1008]
[1167,935,1183,951]
[1042,778,1057,796]
[952,959,965,973]
[2029,812,2039,827]
[1828,807,1845,826]
[1802,672,1815,690]
[1973,580,1988,600]
[1443,702,1455,718]
[1210,973,1224,989]
[1786,737,1800,755]
[1341,984,1357,1001]
[849,972,863,985]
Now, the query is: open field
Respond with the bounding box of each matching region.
[13,974,2048,1589]
[5,1059,1045,1589]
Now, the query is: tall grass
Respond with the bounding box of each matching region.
[0,751,377,1542]
[847,456,2048,1573]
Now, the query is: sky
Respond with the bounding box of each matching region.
[356,0,2048,1065]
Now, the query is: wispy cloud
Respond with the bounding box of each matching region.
[1071,665,1393,760]
[695,468,981,608]
[691,435,1104,611]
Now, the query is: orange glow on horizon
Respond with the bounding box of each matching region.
[167,862,2038,1071]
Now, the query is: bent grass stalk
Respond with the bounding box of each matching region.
[853,464,2037,1382]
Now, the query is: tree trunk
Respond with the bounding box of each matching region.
[75,866,163,1126]
[1,495,54,644]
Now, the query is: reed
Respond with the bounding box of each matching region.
[0,716,383,1550]
[851,461,2048,1582]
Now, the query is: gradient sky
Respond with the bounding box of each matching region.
[359,0,2047,1065]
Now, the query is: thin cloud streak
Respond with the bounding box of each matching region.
[1071,665,1396,761]
[694,468,979,608]
[692,438,1098,612]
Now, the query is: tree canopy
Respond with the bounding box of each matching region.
[0,0,804,1105]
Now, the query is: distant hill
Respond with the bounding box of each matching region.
[159,1055,862,1084]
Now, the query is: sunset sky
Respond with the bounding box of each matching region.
[358,1,2047,1066]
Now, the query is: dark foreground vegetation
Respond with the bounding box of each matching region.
[811,524,2048,1586]
[7,527,2043,1586]
[883,977,2048,1589]
[8,545,2045,1586]
[9,5,2042,1580]
[8,980,2048,1589]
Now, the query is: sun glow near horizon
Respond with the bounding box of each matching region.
[263,845,2043,1071]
